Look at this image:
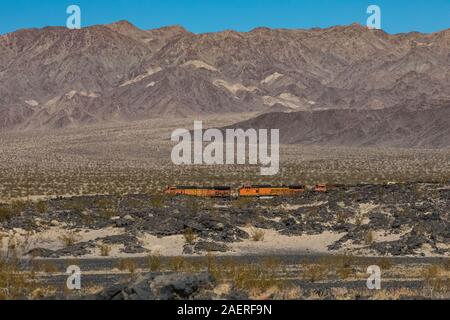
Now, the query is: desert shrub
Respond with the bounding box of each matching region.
[98,208,116,219]
[232,197,253,209]
[421,265,449,296]
[338,254,355,269]
[336,211,347,224]
[97,198,114,207]
[364,230,376,245]
[10,201,26,214]
[0,257,36,300]
[0,206,15,222]
[147,253,162,272]
[35,261,59,273]
[117,259,137,273]
[263,257,281,273]
[230,263,281,293]
[355,215,363,226]
[443,259,450,271]
[0,241,36,300]
[58,232,79,248]
[63,199,88,214]
[81,214,94,225]
[0,201,26,222]
[377,257,393,270]
[183,229,197,245]
[337,267,353,280]
[205,253,218,275]
[28,286,57,300]
[250,228,265,242]
[185,197,199,214]
[99,244,111,257]
[150,195,165,208]
[169,256,187,272]
[422,265,441,281]
[302,264,328,282]
[35,201,47,214]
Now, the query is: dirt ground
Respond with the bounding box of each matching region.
[0,115,449,299]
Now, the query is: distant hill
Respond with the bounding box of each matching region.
[225,102,450,148]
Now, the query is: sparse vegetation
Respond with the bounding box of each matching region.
[0,206,15,222]
[0,257,36,299]
[0,238,37,300]
[364,230,376,245]
[0,117,448,300]
[250,228,265,242]
[0,114,448,202]
[150,195,166,208]
[233,197,254,209]
[35,261,59,274]
[58,232,80,248]
[336,266,353,280]
[0,201,26,222]
[147,253,162,272]
[99,244,111,257]
[183,228,197,245]
[421,265,450,297]
[169,256,186,272]
[117,258,137,273]
[302,264,328,282]
[35,201,47,214]
[377,257,393,270]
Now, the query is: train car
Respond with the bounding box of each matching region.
[164,186,232,198]
[314,184,327,192]
[238,185,306,197]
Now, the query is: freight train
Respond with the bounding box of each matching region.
[164,186,232,198]
[239,185,306,197]
[164,184,327,198]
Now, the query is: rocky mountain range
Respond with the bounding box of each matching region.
[0,20,449,147]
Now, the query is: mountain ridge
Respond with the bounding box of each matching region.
[0,21,449,135]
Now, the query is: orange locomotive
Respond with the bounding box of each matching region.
[164,186,232,198]
[165,184,325,198]
[238,185,306,197]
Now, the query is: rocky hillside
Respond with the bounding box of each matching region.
[226,102,450,148]
[0,21,449,130]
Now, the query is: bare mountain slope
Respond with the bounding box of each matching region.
[225,103,450,148]
[0,21,449,131]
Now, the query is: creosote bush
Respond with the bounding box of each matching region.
[117,258,137,273]
[365,230,376,245]
[58,232,80,248]
[250,228,265,242]
[99,244,111,257]
[183,229,197,245]
[147,253,162,272]
[35,201,47,214]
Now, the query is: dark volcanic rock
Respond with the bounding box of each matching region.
[182,244,194,255]
[27,241,96,258]
[93,272,216,300]
[194,241,230,253]
[27,247,58,258]
[100,234,138,244]
[121,244,146,254]
[4,182,449,258]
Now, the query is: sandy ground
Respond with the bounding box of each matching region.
[2,223,449,259]
[1,226,345,258]
[230,228,344,255]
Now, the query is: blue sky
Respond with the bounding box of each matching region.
[0,0,449,35]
